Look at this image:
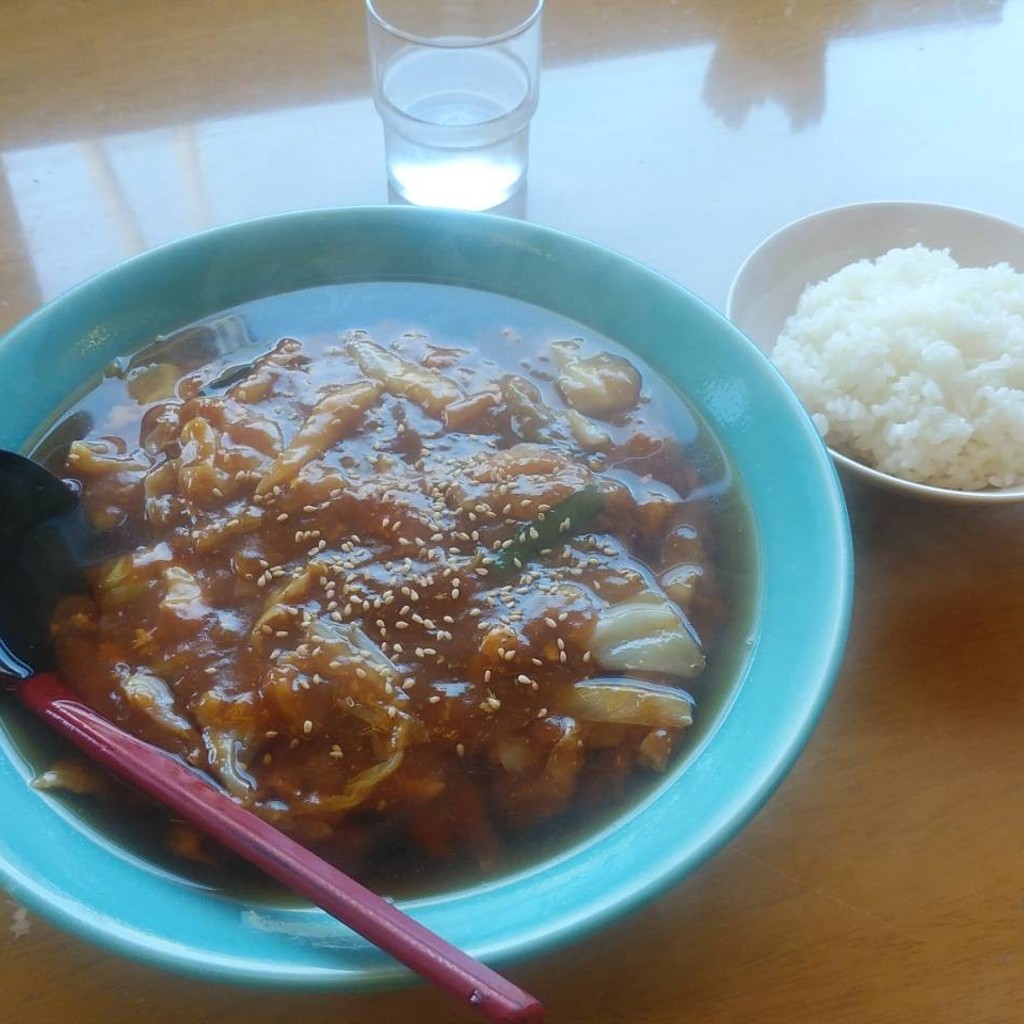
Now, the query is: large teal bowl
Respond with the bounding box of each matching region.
[0,207,851,988]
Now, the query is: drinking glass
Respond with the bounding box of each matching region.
[365,0,544,212]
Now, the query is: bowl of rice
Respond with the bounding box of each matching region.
[726,200,1024,503]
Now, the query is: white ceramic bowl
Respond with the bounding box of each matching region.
[726,200,1024,504]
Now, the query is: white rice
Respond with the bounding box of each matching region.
[772,244,1024,490]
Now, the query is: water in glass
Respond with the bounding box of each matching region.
[379,46,534,211]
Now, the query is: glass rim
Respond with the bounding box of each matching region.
[365,0,544,48]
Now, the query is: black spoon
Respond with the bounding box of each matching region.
[0,450,87,676]
[0,449,544,1024]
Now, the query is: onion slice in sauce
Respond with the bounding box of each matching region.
[565,678,695,729]
[589,592,706,678]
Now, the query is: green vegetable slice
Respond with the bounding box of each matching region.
[491,485,604,575]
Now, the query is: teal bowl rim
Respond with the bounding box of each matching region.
[0,205,853,989]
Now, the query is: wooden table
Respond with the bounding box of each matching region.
[2,1,1024,1021]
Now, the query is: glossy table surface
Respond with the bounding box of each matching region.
[2,1,1024,1022]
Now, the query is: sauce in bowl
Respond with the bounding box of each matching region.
[35,282,756,897]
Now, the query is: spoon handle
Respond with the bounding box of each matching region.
[14,671,544,1024]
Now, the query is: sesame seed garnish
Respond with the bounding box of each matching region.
[302,720,313,735]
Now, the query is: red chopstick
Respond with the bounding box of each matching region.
[13,671,544,1023]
